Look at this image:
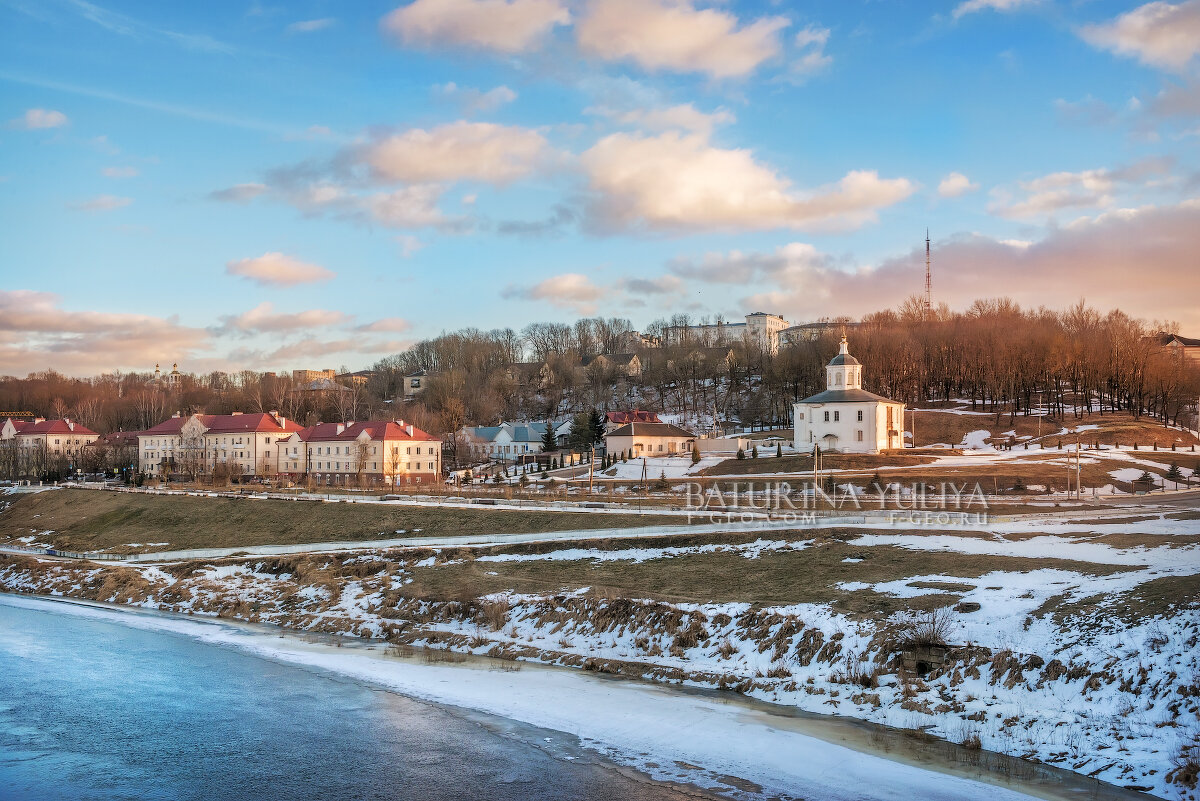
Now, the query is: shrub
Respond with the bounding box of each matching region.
[775,443,782,458]
[736,448,746,460]
[751,445,758,459]
[479,599,510,631]
[691,442,701,465]
[1168,730,1200,791]
[896,608,954,649]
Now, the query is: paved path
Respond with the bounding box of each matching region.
[117,515,868,562]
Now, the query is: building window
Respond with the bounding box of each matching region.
[798,413,804,420]
[833,411,840,422]
[857,410,863,422]
[823,411,829,422]
[856,430,864,442]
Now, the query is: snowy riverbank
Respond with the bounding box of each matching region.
[0,592,1136,801]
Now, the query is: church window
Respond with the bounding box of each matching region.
[856,430,864,442]
[834,411,840,422]
[824,411,830,422]
[857,410,863,422]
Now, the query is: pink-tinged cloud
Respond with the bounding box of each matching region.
[382,0,569,54]
[581,131,914,232]
[357,317,413,333]
[225,252,335,286]
[1080,0,1200,72]
[0,290,209,377]
[217,302,350,333]
[501,272,603,314]
[671,199,1200,331]
[576,0,789,79]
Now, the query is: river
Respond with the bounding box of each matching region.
[0,597,704,801]
[0,594,1149,801]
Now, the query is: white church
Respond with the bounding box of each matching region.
[793,336,906,454]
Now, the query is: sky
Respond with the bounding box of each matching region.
[2,0,1200,378]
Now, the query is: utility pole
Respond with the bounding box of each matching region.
[813,443,821,508]
[1076,434,1082,501]
[588,445,595,495]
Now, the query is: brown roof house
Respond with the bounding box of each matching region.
[605,421,697,458]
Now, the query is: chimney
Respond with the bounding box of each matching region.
[336,423,345,435]
[406,424,414,437]
[231,411,242,416]
[35,417,45,423]
[67,420,74,431]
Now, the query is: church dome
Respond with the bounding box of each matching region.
[828,353,860,366]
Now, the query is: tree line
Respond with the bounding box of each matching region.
[1,299,1196,449]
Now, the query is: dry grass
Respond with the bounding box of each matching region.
[399,537,1137,614]
[0,489,683,553]
[702,452,938,477]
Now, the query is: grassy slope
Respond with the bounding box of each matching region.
[0,489,683,553]
[401,534,1137,615]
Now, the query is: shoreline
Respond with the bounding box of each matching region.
[1,591,1145,801]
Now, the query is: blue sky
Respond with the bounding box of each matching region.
[2,0,1199,376]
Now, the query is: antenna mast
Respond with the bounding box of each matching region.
[923,229,932,321]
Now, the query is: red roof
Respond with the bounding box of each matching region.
[140,413,303,437]
[96,431,140,446]
[606,410,661,425]
[14,419,98,436]
[294,420,439,443]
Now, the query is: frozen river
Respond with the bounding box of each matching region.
[0,597,701,801]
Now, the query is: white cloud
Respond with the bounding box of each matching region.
[576,0,788,79]
[938,171,979,197]
[361,121,551,184]
[219,302,349,333]
[501,272,603,313]
[101,166,140,178]
[365,185,452,228]
[209,183,268,203]
[70,194,131,212]
[394,234,425,257]
[952,0,1038,20]
[382,0,570,53]
[286,18,336,34]
[1080,1,1200,71]
[792,25,832,76]
[11,108,68,129]
[987,159,1170,218]
[580,131,914,232]
[225,253,335,287]
[433,82,519,113]
[596,102,735,135]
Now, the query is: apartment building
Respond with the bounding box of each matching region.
[138,411,302,478]
[276,419,441,486]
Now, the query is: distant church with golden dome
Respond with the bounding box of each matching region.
[149,362,183,390]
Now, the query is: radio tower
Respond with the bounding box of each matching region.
[923,229,932,321]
